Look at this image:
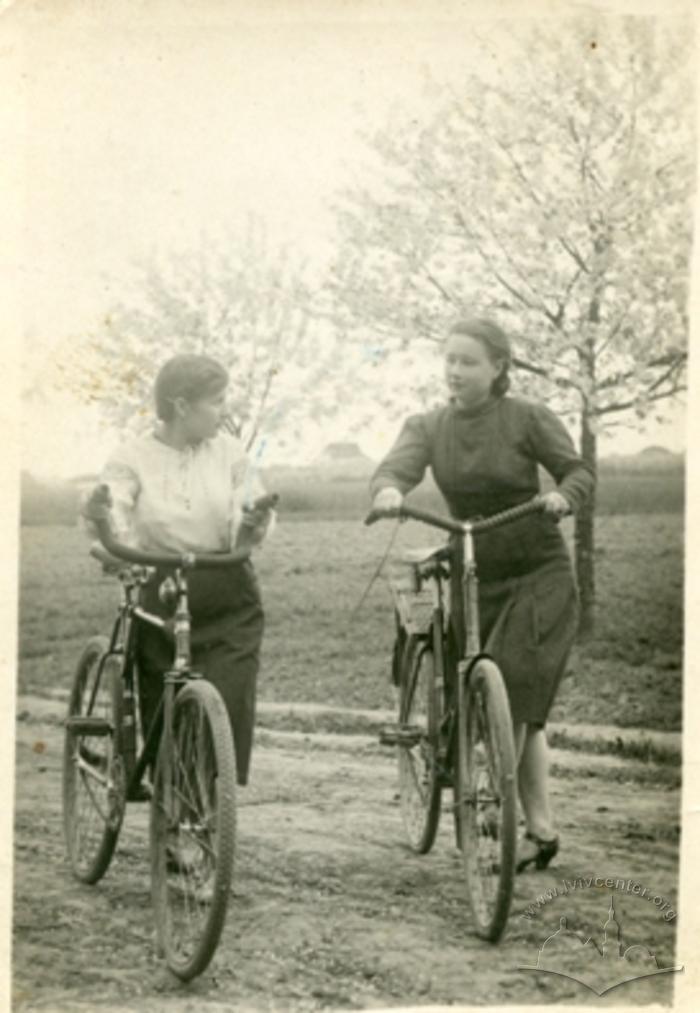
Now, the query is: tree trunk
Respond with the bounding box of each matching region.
[575,409,597,636]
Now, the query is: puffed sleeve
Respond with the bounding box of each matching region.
[81,443,141,546]
[100,446,141,544]
[370,415,431,498]
[527,403,595,513]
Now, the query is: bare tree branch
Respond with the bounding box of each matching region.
[596,351,687,391]
[451,204,546,316]
[595,384,687,416]
[595,302,634,360]
[490,134,591,274]
[422,267,458,305]
[554,265,585,327]
[511,356,549,378]
[477,203,563,325]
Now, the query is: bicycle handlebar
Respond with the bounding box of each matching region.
[87,486,279,569]
[364,495,548,534]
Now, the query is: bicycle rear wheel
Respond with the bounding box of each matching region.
[63,636,126,883]
[398,636,442,854]
[150,679,237,981]
[455,658,517,942]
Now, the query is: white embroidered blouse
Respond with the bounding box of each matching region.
[99,430,271,553]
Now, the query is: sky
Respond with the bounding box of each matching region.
[8,0,691,478]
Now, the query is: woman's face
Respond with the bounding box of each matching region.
[178,386,229,442]
[444,333,502,408]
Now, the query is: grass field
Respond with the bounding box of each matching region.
[18,512,683,731]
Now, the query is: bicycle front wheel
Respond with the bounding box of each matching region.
[62,636,126,884]
[455,658,517,942]
[398,636,442,854]
[150,679,237,981]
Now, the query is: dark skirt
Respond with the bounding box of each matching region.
[449,522,578,725]
[136,560,264,786]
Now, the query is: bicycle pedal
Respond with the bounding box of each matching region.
[65,716,112,737]
[378,724,423,747]
[128,782,153,803]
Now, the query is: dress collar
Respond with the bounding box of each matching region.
[449,394,502,419]
[151,427,204,453]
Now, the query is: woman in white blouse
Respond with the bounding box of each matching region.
[90,353,274,786]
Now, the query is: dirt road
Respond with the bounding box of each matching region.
[13,699,681,1011]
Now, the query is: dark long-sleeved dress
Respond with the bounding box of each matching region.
[371,394,595,725]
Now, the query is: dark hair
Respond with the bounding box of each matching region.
[448,318,511,396]
[154,354,229,422]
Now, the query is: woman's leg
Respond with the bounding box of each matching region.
[515,723,556,840]
[513,721,526,762]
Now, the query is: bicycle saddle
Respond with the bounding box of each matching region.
[395,545,449,565]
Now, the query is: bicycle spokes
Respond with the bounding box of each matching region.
[458,660,517,942]
[165,711,218,917]
[397,639,442,854]
[63,639,126,884]
[151,681,236,981]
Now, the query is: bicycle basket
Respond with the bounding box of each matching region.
[387,559,438,636]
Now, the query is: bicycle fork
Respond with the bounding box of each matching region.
[453,524,481,814]
[160,570,195,816]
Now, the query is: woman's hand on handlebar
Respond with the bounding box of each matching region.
[540,490,571,519]
[81,483,113,522]
[371,487,403,517]
[236,493,278,547]
[89,541,123,575]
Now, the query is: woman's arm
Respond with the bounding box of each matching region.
[369,415,431,502]
[81,448,141,545]
[527,403,595,514]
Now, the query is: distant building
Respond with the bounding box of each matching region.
[638,445,674,457]
[313,441,375,478]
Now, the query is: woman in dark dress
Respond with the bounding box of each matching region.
[370,318,594,870]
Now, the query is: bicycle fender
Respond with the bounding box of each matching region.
[457,651,497,681]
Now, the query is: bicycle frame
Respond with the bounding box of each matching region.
[461,524,482,661]
[415,528,483,773]
[373,495,546,750]
[155,569,198,815]
[95,562,199,804]
[405,525,483,687]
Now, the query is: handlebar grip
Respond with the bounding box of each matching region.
[364,507,399,527]
[469,495,545,533]
[82,482,113,521]
[249,492,279,511]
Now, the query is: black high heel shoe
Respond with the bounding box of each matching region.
[516,831,559,873]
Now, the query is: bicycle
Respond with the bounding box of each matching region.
[365,495,546,942]
[62,488,277,981]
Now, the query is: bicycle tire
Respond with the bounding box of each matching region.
[397,635,442,854]
[150,679,237,981]
[455,658,517,942]
[62,636,126,884]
